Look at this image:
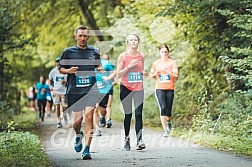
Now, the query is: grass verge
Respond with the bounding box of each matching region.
[173,128,252,157]
[0,131,51,167]
[0,107,52,167]
[13,107,38,130]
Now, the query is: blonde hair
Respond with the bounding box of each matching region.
[125,34,140,44]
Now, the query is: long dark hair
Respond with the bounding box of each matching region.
[40,75,46,84]
[158,44,170,52]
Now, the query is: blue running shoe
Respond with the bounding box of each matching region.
[167,121,172,132]
[99,117,106,127]
[74,131,83,152]
[38,113,41,119]
[82,146,91,160]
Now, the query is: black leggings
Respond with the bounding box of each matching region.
[155,89,174,117]
[120,85,144,142]
[37,99,46,117]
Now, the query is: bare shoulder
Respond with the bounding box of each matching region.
[118,52,126,58]
[117,52,126,62]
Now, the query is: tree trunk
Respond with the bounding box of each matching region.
[0,46,4,101]
[78,0,104,41]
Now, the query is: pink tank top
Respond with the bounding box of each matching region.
[121,51,144,91]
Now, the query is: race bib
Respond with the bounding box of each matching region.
[76,76,92,87]
[159,74,170,83]
[56,76,64,82]
[128,72,142,83]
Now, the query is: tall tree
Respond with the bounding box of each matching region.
[78,0,104,41]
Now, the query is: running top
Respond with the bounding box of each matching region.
[36,82,50,100]
[95,59,114,94]
[120,51,144,91]
[150,58,178,90]
[58,45,101,94]
[48,67,67,95]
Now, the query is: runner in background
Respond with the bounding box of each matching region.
[26,85,36,111]
[35,75,50,122]
[103,53,117,128]
[45,79,53,118]
[149,44,179,137]
[48,57,68,128]
[93,53,116,136]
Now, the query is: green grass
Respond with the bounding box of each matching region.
[0,131,51,167]
[0,106,52,167]
[173,128,252,157]
[13,107,38,130]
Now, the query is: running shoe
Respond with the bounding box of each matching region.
[56,122,63,128]
[106,119,112,128]
[167,121,172,131]
[163,130,168,137]
[136,140,146,150]
[74,131,83,152]
[82,146,91,160]
[96,129,102,136]
[99,117,106,127]
[124,137,131,151]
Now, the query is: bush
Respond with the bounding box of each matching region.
[192,92,252,137]
[188,92,252,156]
[0,131,51,167]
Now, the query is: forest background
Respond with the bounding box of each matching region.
[0,0,251,164]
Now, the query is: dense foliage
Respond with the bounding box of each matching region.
[162,0,252,133]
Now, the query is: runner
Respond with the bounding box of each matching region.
[93,53,116,136]
[48,57,68,128]
[45,79,53,118]
[35,75,50,122]
[149,44,179,137]
[27,85,36,111]
[59,25,102,160]
[102,53,117,128]
[117,34,147,151]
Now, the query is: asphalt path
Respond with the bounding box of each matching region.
[38,113,252,167]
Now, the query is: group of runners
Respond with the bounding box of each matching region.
[28,25,179,160]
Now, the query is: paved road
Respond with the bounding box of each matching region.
[38,113,252,167]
